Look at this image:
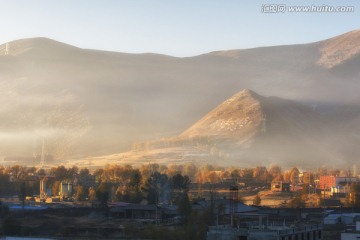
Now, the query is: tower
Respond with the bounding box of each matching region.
[40,177,47,199]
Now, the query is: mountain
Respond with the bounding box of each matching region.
[86,89,348,168]
[0,30,360,166]
[181,89,338,167]
[105,89,334,168]
[317,30,360,69]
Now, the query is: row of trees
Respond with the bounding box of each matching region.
[0,164,192,207]
[0,163,358,207]
[1,163,356,185]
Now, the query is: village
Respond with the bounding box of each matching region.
[0,163,360,239]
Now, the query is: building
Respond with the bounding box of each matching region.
[319,176,357,190]
[109,203,160,221]
[207,214,323,240]
[301,172,314,185]
[341,218,360,240]
[271,182,290,192]
[319,176,358,197]
[60,182,73,198]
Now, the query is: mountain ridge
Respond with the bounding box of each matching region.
[1,30,360,167]
[2,28,360,58]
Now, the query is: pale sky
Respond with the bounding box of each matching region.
[1,0,360,57]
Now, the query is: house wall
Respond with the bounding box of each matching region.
[341,232,360,240]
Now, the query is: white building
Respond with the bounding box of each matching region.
[341,221,360,240]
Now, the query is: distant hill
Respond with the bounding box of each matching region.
[1,30,360,167]
[180,89,338,167]
[103,89,341,168]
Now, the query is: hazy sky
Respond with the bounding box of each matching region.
[1,0,360,57]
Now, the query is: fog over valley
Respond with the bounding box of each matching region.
[1,30,360,168]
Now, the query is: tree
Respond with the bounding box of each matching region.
[88,187,96,201]
[115,186,123,201]
[329,168,340,177]
[142,174,158,204]
[10,165,27,181]
[75,185,87,201]
[123,170,142,203]
[50,166,69,181]
[340,168,352,177]
[230,169,241,180]
[79,168,90,178]
[183,163,198,181]
[171,173,191,192]
[253,166,271,184]
[289,167,300,184]
[253,166,267,179]
[317,167,328,176]
[93,168,105,183]
[178,193,192,223]
[19,181,27,210]
[170,173,191,204]
[68,166,79,179]
[0,171,10,195]
[288,195,305,208]
[37,168,46,177]
[26,167,37,176]
[347,183,360,207]
[253,194,261,206]
[52,181,61,196]
[301,183,309,201]
[240,168,253,179]
[269,165,282,178]
[206,171,220,183]
[142,172,169,204]
[78,168,91,184]
[96,182,110,207]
